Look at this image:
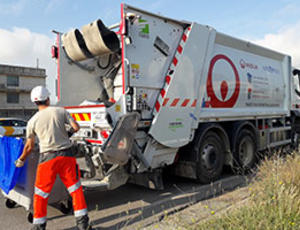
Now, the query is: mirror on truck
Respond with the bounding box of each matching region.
[62,19,120,62]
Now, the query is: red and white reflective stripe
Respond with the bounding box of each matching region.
[161,98,198,108]
[153,26,192,115]
[86,139,103,145]
[162,98,170,106]
[181,99,190,107]
[191,99,197,107]
[170,98,180,107]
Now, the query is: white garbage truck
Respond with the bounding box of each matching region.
[50,4,300,190]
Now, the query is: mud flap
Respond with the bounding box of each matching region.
[81,164,129,191]
[129,169,164,190]
[101,112,140,165]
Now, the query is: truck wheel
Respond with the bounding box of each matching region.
[195,131,225,184]
[234,129,257,173]
[292,132,300,151]
[5,199,16,209]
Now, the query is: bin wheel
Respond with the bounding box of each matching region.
[59,199,73,214]
[27,212,33,223]
[5,199,17,209]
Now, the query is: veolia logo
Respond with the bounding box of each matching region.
[240,59,258,70]
[206,54,240,108]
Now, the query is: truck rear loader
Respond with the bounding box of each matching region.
[50,4,300,190]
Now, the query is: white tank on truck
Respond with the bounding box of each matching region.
[50,4,300,190]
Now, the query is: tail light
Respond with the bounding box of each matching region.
[100,130,109,139]
[51,46,58,59]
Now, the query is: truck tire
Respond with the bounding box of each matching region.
[195,131,225,184]
[233,129,257,173]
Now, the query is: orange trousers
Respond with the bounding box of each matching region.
[33,156,87,225]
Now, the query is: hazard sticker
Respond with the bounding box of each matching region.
[131,64,141,79]
[92,111,106,123]
[138,19,149,38]
[115,104,121,112]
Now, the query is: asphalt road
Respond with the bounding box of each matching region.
[0,173,247,230]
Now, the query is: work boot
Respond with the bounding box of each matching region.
[76,215,93,230]
[31,223,46,230]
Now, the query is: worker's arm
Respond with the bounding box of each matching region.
[65,110,80,136]
[15,137,35,167]
[70,119,80,133]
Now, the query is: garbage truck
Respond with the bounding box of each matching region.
[50,4,300,190]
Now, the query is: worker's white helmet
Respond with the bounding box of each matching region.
[31,86,50,102]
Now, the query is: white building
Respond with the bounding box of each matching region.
[0,64,46,120]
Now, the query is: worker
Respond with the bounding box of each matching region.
[15,86,92,230]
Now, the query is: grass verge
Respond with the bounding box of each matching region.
[195,153,300,230]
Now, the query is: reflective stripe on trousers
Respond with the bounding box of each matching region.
[33,216,47,225]
[33,156,87,224]
[74,208,88,217]
[68,181,81,194]
[34,187,50,199]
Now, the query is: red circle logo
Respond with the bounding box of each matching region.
[206,54,240,108]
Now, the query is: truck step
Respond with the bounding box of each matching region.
[81,180,109,191]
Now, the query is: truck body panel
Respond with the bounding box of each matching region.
[200,39,290,118]
[149,23,211,148]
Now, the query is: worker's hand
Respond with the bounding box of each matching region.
[68,127,76,137]
[15,158,25,168]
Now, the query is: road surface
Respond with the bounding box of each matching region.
[0,173,247,230]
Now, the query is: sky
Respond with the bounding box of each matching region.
[0,0,299,89]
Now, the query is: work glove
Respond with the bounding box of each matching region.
[68,127,76,137]
[15,158,25,168]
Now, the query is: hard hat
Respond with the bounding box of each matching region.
[31,86,50,102]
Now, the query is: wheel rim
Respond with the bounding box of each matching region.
[201,144,217,170]
[239,136,254,167]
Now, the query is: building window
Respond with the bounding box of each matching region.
[7,75,19,87]
[7,92,19,103]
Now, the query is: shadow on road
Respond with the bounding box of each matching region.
[62,173,248,230]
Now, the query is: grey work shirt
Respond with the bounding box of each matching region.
[26,106,74,153]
